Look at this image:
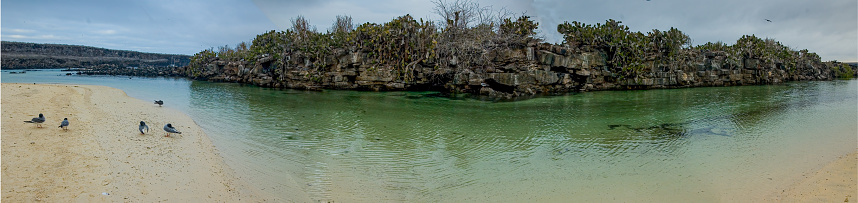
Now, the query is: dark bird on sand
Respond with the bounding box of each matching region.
[164,123,182,137]
[154,100,164,107]
[765,19,772,22]
[58,118,69,130]
[24,113,46,128]
[139,121,149,134]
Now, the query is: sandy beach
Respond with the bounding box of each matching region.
[767,150,858,202]
[2,83,260,202]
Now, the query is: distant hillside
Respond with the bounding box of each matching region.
[1,41,190,69]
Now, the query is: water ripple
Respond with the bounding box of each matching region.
[7,71,854,202]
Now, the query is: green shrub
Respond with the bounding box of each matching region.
[832,63,855,79]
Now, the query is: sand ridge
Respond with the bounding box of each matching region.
[2,83,262,202]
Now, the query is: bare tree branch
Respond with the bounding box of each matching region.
[331,15,353,33]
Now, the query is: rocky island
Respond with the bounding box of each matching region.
[6,16,855,98]
[174,15,855,98]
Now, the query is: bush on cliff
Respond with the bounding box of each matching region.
[831,63,855,79]
[188,48,216,77]
[187,0,541,82]
[556,19,690,77]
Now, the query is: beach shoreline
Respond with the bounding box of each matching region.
[766,150,858,202]
[1,83,854,202]
[1,83,262,202]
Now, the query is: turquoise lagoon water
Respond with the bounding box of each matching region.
[3,69,856,202]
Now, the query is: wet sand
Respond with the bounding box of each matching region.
[767,150,858,202]
[1,83,261,202]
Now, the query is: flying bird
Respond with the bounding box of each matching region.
[139,121,149,134]
[765,19,772,22]
[154,100,164,107]
[24,113,46,128]
[163,123,182,137]
[58,118,69,130]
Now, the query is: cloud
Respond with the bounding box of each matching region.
[4,34,29,39]
[2,34,62,40]
[1,0,277,55]
[530,0,857,61]
[93,30,118,35]
[7,29,37,33]
[1,0,854,61]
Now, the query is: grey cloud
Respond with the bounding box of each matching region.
[2,0,275,54]
[2,0,854,61]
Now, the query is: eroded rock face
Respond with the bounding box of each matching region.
[156,44,855,97]
[77,64,184,77]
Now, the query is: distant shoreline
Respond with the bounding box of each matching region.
[1,41,190,70]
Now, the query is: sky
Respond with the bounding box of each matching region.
[2,0,856,62]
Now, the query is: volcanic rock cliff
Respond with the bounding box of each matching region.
[175,42,852,98]
[62,16,857,98]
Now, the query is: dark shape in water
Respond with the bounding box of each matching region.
[554,148,571,155]
[607,121,732,137]
[684,126,732,137]
[608,124,631,130]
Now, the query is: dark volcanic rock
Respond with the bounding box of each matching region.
[170,43,855,98]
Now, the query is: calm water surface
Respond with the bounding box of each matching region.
[3,69,856,202]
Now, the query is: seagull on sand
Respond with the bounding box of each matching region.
[24,113,46,128]
[58,118,69,131]
[163,123,182,137]
[139,121,149,134]
[154,100,164,107]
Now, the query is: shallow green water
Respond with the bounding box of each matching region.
[4,70,856,202]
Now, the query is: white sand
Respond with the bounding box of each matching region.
[2,83,263,202]
[767,150,858,202]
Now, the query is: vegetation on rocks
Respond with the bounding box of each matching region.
[557,19,690,77]
[1,41,190,70]
[180,0,854,97]
[831,63,855,79]
[186,0,541,89]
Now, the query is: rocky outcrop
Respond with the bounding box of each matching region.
[76,64,185,77]
[174,43,855,98]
